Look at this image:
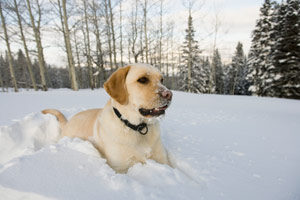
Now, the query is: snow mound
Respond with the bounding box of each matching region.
[0,113,59,165]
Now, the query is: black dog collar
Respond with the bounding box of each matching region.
[113,107,148,135]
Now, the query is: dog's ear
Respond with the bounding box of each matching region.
[104,66,131,105]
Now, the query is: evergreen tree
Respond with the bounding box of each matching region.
[248,0,300,99]
[212,49,224,94]
[247,0,275,96]
[223,64,231,95]
[179,13,210,93]
[15,49,29,88]
[229,42,250,95]
[271,0,300,98]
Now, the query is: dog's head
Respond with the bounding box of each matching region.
[104,64,172,120]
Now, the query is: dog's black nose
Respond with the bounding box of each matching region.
[160,90,172,101]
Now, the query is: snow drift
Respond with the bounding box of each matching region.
[0,89,300,200]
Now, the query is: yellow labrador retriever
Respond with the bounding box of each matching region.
[42,64,173,173]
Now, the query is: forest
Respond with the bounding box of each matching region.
[0,0,299,99]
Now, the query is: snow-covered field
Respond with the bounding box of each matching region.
[0,89,300,200]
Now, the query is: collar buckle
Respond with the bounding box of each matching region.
[137,123,148,135]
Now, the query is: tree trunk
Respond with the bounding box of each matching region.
[61,0,78,90]
[131,0,138,63]
[0,70,4,92]
[73,30,83,89]
[143,0,149,63]
[231,67,240,95]
[209,12,219,94]
[83,0,94,90]
[13,0,37,91]
[159,0,163,71]
[119,1,124,66]
[127,38,131,63]
[139,22,144,62]
[57,0,71,85]
[0,2,18,92]
[104,0,113,70]
[26,0,47,91]
[170,24,175,89]
[187,13,192,92]
[91,0,105,84]
[166,35,169,78]
[108,0,117,68]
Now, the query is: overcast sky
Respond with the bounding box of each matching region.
[168,0,265,62]
[1,0,269,67]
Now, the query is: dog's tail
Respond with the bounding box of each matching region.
[42,109,67,130]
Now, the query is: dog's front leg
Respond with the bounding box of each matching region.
[150,139,172,167]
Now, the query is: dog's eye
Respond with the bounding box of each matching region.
[137,77,149,84]
[160,78,164,83]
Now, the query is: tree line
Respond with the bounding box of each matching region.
[0,0,299,99]
[178,0,299,98]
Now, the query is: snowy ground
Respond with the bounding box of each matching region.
[0,89,300,200]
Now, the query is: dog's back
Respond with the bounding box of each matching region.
[43,109,102,140]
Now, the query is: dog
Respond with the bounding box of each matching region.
[42,64,173,173]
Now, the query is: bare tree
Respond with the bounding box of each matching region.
[51,0,78,90]
[90,0,105,82]
[159,0,163,71]
[142,0,149,63]
[83,0,94,89]
[61,0,78,90]
[104,0,113,70]
[119,0,124,66]
[209,3,221,94]
[13,0,37,90]
[0,1,18,92]
[129,0,144,63]
[25,0,47,91]
[73,30,83,88]
[0,69,4,92]
[186,2,193,92]
[108,0,117,68]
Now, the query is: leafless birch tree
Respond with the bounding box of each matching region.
[83,0,94,89]
[61,0,78,90]
[25,0,48,91]
[13,0,37,90]
[0,1,18,92]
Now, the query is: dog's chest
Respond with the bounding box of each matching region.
[134,143,153,159]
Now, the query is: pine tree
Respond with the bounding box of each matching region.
[236,57,251,95]
[271,0,300,99]
[212,49,224,94]
[229,42,250,95]
[179,13,210,93]
[247,0,274,96]
[14,50,26,88]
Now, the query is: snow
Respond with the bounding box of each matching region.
[1,89,300,200]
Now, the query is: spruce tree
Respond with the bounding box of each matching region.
[230,42,249,95]
[247,0,274,96]
[15,49,29,88]
[179,13,210,93]
[271,0,300,98]
[212,49,224,94]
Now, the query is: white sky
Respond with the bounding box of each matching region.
[0,0,268,67]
